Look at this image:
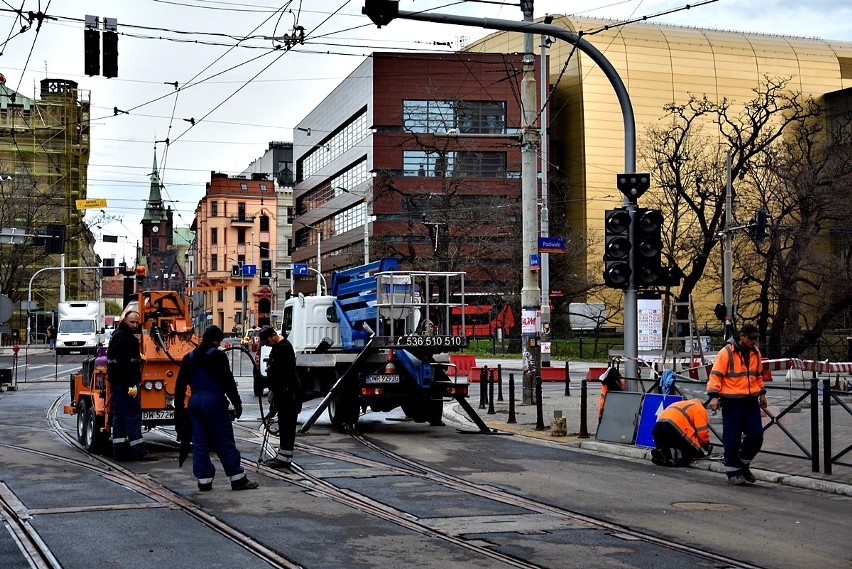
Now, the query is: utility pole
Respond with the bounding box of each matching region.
[539,29,551,368]
[723,148,734,339]
[518,0,542,383]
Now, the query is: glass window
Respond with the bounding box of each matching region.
[259,215,269,231]
[211,228,218,244]
[211,201,218,217]
[211,254,218,272]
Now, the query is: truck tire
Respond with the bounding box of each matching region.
[84,404,106,453]
[402,400,443,425]
[328,394,359,428]
[76,399,89,446]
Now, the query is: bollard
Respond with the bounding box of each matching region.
[487,370,496,415]
[508,373,516,423]
[823,378,832,475]
[479,366,487,410]
[497,364,504,401]
[810,376,819,473]
[535,374,545,430]
[578,379,589,438]
[564,361,571,396]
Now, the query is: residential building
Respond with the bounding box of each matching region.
[192,172,278,333]
[292,52,538,298]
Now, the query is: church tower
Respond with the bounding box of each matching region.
[141,150,182,291]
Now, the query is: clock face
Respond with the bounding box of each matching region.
[151,226,159,233]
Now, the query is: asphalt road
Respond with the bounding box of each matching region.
[0,352,849,569]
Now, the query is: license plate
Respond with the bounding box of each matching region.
[142,410,174,421]
[364,374,401,384]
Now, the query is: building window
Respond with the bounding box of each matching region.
[260,183,268,191]
[218,290,224,302]
[151,237,159,253]
[402,150,506,178]
[211,201,218,217]
[211,228,218,244]
[403,100,507,134]
[260,243,270,258]
[287,238,292,255]
[235,286,243,301]
[237,228,245,244]
[238,202,247,221]
[240,183,248,191]
[211,254,218,272]
[260,215,269,232]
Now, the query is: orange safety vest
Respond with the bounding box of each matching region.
[707,341,766,398]
[656,399,710,452]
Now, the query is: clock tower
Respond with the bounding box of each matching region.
[141,150,183,291]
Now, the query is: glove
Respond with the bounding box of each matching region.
[127,385,138,397]
[233,402,242,419]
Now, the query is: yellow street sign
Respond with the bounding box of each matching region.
[76,198,108,209]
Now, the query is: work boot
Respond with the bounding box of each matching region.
[740,466,756,484]
[726,474,747,486]
[198,481,213,492]
[650,448,667,467]
[231,476,259,490]
[262,457,293,470]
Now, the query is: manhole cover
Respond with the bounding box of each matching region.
[671,501,743,511]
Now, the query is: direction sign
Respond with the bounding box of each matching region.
[75,198,108,209]
[242,264,257,277]
[538,236,565,253]
[293,263,309,276]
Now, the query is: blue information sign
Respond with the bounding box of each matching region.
[529,254,540,270]
[538,236,565,253]
[293,263,309,276]
[635,393,683,448]
[242,264,257,277]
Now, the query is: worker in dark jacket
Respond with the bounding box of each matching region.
[174,325,258,491]
[651,398,711,467]
[107,311,150,460]
[258,325,301,470]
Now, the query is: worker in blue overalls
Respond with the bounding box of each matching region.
[175,325,258,491]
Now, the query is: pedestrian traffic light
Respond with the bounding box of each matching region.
[44,224,66,254]
[232,264,241,277]
[631,208,664,287]
[261,259,272,279]
[603,208,631,289]
[84,28,100,76]
[102,29,118,78]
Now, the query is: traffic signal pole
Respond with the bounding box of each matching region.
[365,5,640,380]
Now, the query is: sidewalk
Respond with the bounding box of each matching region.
[447,357,852,497]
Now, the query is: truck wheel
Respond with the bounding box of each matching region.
[328,394,359,428]
[84,405,105,453]
[76,400,89,446]
[402,400,443,425]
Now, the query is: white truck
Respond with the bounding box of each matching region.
[56,300,105,355]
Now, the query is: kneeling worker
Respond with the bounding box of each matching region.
[651,398,711,467]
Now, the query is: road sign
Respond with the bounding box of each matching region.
[293,263,309,276]
[242,264,257,277]
[0,227,27,244]
[75,198,108,209]
[530,254,540,270]
[635,393,683,448]
[538,236,565,253]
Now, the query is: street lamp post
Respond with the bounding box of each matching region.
[296,222,323,295]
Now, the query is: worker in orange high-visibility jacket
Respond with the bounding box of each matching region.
[651,399,711,467]
[597,367,625,422]
[707,323,767,485]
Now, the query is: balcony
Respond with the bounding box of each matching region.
[229,215,255,226]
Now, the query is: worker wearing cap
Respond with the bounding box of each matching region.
[174,325,258,491]
[707,323,767,485]
[107,311,150,461]
[258,325,301,470]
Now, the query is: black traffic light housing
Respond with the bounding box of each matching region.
[363,0,398,27]
[102,258,116,277]
[232,264,241,277]
[84,28,100,76]
[631,208,664,288]
[102,30,118,78]
[44,224,66,254]
[616,173,651,203]
[603,208,631,289]
[748,209,768,244]
[261,259,272,282]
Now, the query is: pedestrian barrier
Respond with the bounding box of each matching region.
[585,367,608,381]
[449,353,476,375]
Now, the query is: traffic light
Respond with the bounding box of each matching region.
[232,264,241,277]
[603,208,631,289]
[631,208,664,287]
[363,0,398,27]
[102,30,118,78]
[749,209,768,244]
[84,28,100,76]
[44,224,66,254]
[102,258,116,277]
[261,259,272,279]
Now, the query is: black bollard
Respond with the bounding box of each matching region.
[564,361,571,396]
[497,364,504,401]
[508,373,516,423]
[535,374,545,430]
[578,379,589,438]
[479,366,487,409]
[487,370,496,414]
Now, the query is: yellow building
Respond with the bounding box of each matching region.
[466,16,852,324]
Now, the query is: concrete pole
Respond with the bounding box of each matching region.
[539,32,551,367]
[724,149,734,338]
[519,1,541,378]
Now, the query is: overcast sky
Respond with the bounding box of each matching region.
[3,0,851,264]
